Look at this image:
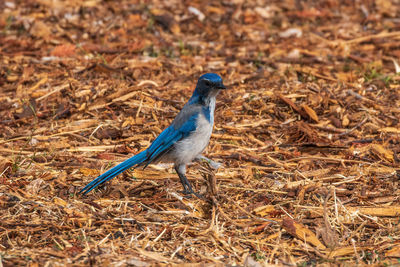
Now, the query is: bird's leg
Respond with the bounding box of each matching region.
[194,155,222,170]
[174,164,203,199]
[174,165,189,193]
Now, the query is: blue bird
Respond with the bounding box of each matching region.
[80,73,226,197]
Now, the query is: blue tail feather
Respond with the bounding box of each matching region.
[80,150,147,195]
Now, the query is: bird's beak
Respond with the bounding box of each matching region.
[217,83,226,90]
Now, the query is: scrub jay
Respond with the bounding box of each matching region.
[80,73,226,197]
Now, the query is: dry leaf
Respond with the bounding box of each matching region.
[129,14,147,28]
[386,244,400,257]
[51,44,76,57]
[282,217,326,250]
[342,114,350,127]
[28,76,48,94]
[30,21,51,39]
[326,246,371,258]
[253,205,276,216]
[80,168,100,177]
[370,144,394,162]
[53,197,68,207]
[347,206,400,217]
[379,127,400,134]
[302,104,319,122]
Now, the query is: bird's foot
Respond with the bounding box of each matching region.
[208,160,222,170]
[195,155,222,170]
[180,189,205,200]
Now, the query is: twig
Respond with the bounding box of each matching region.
[338,116,368,137]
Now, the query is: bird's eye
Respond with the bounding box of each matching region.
[204,80,212,86]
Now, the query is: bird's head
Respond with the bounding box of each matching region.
[193,73,226,99]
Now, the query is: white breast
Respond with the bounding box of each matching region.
[171,98,215,165]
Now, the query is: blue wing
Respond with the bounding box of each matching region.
[80,105,201,195]
[143,109,200,166]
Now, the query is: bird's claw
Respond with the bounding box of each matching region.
[208,160,222,170]
[180,189,205,199]
[195,155,222,170]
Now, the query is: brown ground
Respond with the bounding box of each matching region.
[1,0,400,266]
